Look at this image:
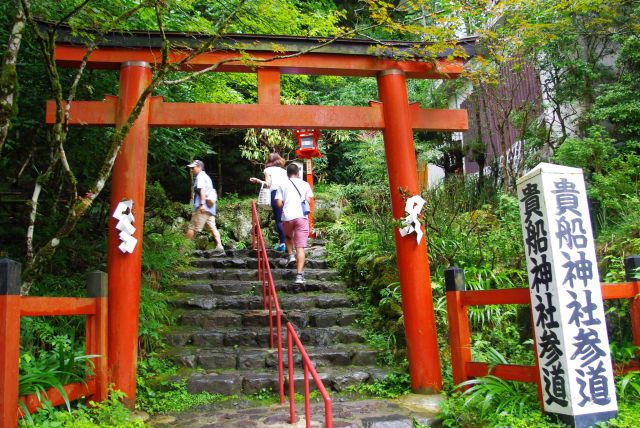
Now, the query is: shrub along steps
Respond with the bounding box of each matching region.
[164,243,386,396]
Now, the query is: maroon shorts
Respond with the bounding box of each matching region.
[282,218,309,248]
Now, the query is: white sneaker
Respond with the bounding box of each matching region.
[287,253,296,266]
[295,273,305,284]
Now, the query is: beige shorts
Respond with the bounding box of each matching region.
[188,211,217,232]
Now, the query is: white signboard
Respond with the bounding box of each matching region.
[517,163,617,427]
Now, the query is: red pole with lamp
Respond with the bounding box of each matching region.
[293,129,321,238]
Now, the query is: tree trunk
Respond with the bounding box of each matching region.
[0,1,25,156]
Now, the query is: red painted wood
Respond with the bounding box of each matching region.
[461,288,530,306]
[410,105,468,132]
[47,99,469,132]
[601,282,640,299]
[257,69,281,105]
[631,294,640,350]
[90,297,108,402]
[45,98,116,126]
[466,362,538,383]
[54,45,463,78]
[0,295,21,428]
[446,291,472,386]
[378,70,441,392]
[19,380,96,416]
[19,297,96,316]
[107,62,152,408]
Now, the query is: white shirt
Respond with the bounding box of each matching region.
[275,177,313,221]
[264,166,287,191]
[193,171,216,215]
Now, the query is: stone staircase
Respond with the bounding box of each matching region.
[163,241,386,396]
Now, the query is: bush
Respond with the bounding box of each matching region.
[20,390,144,428]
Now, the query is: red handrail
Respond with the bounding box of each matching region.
[251,202,285,404]
[251,202,333,427]
[287,322,333,428]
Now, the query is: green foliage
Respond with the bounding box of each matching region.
[345,371,411,399]
[606,400,640,428]
[438,388,563,428]
[21,389,144,428]
[19,335,97,423]
[136,356,229,414]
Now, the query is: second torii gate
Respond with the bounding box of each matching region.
[45,28,473,406]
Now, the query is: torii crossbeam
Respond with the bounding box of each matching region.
[45,25,473,406]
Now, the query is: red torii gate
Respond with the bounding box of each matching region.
[46,28,472,405]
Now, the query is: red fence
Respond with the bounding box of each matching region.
[251,202,333,427]
[0,259,108,428]
[251,202,285,404]
[444,257,640,395]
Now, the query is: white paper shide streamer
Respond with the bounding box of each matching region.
[112,199,137,254]
[398,195,425,245]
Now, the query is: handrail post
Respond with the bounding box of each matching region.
[304,364,310,428]
[624,256,640,349]
[86,271,108,403]
[0,258,22,428]
[444,266,471,386]
[287,324,295,424]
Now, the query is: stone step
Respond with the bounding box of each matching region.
[180,268,339,282]
[167,344,379,371]
[165,325,366,350]
[191,257,328,270]
[175,279,347,296]
[193,245,326,261]
[186,365,388,395]
[172,307,359,332]
[170,292,352,311]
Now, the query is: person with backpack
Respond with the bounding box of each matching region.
[249,153,288,252]
[186,160,225,256]
[274,163,313,285]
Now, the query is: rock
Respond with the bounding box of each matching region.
[149,415,177,425]
[362,415,413,428]
[242,373,278,394]
[198,350,237,369]
[237,350,266,369]
[164,332,192,346]
[224,330,258,346]
[309,310,339,327]
[396,393,444,415]
[316,295,350,308]
[131,410,150,422]
[181,283,213,294]
[332,371,370,391]
[352,349,378,365]
[187,373,242,394]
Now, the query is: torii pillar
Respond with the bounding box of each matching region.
[378,69,442,392]
[107,61,152,407]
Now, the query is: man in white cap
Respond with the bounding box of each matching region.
[186,160,224,255]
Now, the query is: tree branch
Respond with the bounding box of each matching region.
[0,0,26,157]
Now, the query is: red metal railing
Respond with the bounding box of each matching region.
[0,261,108,428]
[251,202,285,404]
[445,264,640,393]
[251,202,333,427]
[287,322,333,428]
